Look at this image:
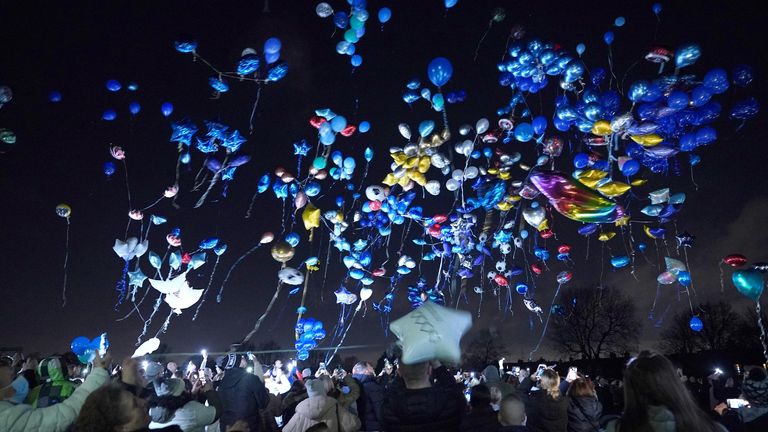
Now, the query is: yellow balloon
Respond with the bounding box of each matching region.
[576,170,608,189]
[55,203,72,218]
[498,172,511,180]
[643,225,660,239]
[417,156,432,173]
[630,133,663,147]
[598,232,616,242]
[614,216,630,227]
[383,173,398,186]
[302,204,321,231]
[630,178,648,186]
[271,241,296,263]
[597,181,631,198]
[391,152,408,165]
[496,201,514,211]
[408,170,428,186]
[487,168,499,175]
[591,120,612,136]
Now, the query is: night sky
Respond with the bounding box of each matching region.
[0,0,766,363]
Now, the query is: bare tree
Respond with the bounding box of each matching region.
[659,309,704,355]
[697,301,742,351]
[659,301,747,355]
[549,286,640,360]
[463,328,505,369]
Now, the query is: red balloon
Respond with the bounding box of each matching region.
[310,116,326,129]
[428,224,442,238]
[372,268,386,277]
[558,244,571,254]
[539,229,554,239]
[493,274,509,287]
[432,214,448,223]
[723,254,748,267]
[531,263,543,275]
[181,253,191,265]
[340,125,357,137]
[368,200,382,211]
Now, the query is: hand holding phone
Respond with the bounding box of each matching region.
[727,398,749,409]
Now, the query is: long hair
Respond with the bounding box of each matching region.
[72,383,131,432]
[540,369,561,399]
[151,393,192,423]
[567,378,596,398]
[469,384,491,409]
[620,351,722,432]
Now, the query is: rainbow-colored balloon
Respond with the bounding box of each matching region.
[529,171,624,223]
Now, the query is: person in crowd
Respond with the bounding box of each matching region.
[282,378,361,432]
[715,366,768,431]
[352,361,384,431]
[518,367,569,432]
[709,371,742,409]
[26,356,79,408]
[377,360,397,388]
[0,351,109,432]
[498,393,529,432]
[217,353,270,432]
[460,383,500,431]
[328,369,361,411]
[603,350,726,432]
[482,364,515,399]
[148,377,221,431]
[281,371,310,425]
[566,378,603,432]
[165,362,178,379]
[380,360,465,431]
[593,376,615,415]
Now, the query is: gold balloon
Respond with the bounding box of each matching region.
[302,204,321,231]
[55,203,72,218]
[630,133,663,147]
[614,216,630,227]
[630,178,648,186]
[597,181,631,198]
[271,241,295,263]
[576,170,608,189]
[591,120,612,136]
[598,232,616,242]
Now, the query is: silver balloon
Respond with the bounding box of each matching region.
[315,2,334,18]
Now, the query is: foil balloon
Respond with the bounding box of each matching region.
[529,171,623,223]
[389,301,471,364]
[732,269,764,301]
[723,254,748,267]
[271,241,295,263]
[657,271,677,285]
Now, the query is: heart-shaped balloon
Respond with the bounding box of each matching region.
[523,205,546,228]
[398,123,411,140]
[732,269,765,301]
[425,180,441,196]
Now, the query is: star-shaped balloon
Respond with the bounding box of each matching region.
[170,119,198,146]
[204,121,229,141]
[353,239,368,251]
[676,231,695,248]
[293,139,311,157]
[195,137,218,154]
[222,129,246,152]
[389,301,472,364]
[493,230,513,247]
[334,286,358,305]
[127,268,148,287]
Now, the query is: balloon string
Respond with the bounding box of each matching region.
[690,165,699,190]
[756,299,768,364]
[295,268,312,336]
[241,278,285,345]
[195,157,228,208]
[218,243,263,303]
[115,260,129,310]
[191,52,270,84]
[719,262,725,293]
[137,293,163,346]
[123,159,132,211]
[141,196,164,211]
[249,84,263,135]
[325,307,360,365]
[192,158,209,191]
[473,21,493,61]
[62,219,70,307]
[192,256,220,321]
[156,310,175,337]
[529,282,563,360]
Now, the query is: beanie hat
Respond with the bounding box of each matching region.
[305,378,327,398]
[482,365,501,383]
[144,362,165,380]
[154,378,185,397]
[223,353,243,370]
[743,370,768,407]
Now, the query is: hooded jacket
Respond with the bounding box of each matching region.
[282,395,361,432]
[352,373,384,431]
[0,367,108,432]
[218,367,269,431]
[567,396,603,432]
[26,357,77,408]
[381,365,466,432]
[604,405,728,432]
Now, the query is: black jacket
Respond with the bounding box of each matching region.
[519,377,569,432]
[353,373,385,431]
[720,408,768,432]
[567,396,603,432]
[498,427,530,432]
[218,367,270,431]
[280,380,308,425]
[460,405,501,431]
[381,365,465,432]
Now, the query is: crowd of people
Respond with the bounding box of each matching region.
[1,345,768,431]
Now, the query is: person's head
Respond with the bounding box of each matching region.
[0,360,13,388]
[539,368,561,399]
[498,393,526,426]
[725,377,735,388]
[301,368,312,379]
[567,378,596,398]
[398,361,431,389]
[482,365,501,383]
[621,351,721,432]
[489,386,502,406]
[469,383,491,409]
[74,382,150,432]
[166,362,177,373]
[352,361,374,376]
[144,362,164,381]
[274,359,283,369]
[305,377,330,398]
[61,352,83,378]
[742,367,768,407]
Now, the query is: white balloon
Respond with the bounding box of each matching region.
[365,185,387,201]
[523,205,546,228]
[464,166,479,179]
[458,124,472,136]
[131,337,161,358]
[398,123,411,140]
[446,178,460,191]
[389,301,472,364]
[451,169,464,181]
[278,267,305,286]
[403,143,419,157]
[360,287,373,301]
[425,180,441,196]
[430,153,449,169]
[315,2,334,18]
[476,118,489,134]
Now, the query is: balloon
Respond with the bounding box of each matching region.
[513,123,533,142]
[657,271,677,285]
[732,269,764,301]
[677,271,692,287]
[691,86,712,107]
[389,301,471,364]
[333,12,349,29]
[378,7,391,23]
[0,86,13,105]
[703,68,729,94]
[724,254,748,267]
[271,241,295,263]
[576,43,585,56]
[621,159,640,176]
[730,98,759,121]
[351,55,363,67]
[358,121,370,133]
[113,237,149,261]
[161,102,173,117]
[732,64,754,87]
[445,0,458,8]
[128,101,141,115]
[106,79,121,92]
[302,204,321,231]
[652,3,662,15]
[49,90,62,102]
[102,109,117,121]
[264,37,282,54]
[316,2,333,18]
[427,57,453,87]
[529,171,624,223]
[675,44,701,69]
[55,204,72,218]
[603,31,614,45]
[689,316,703,332]
[131,337,160,358]
[614,16,625,27]
[611,256,630,268]
[667,90,688,110]
[103,161,116,177]
[278,267,304,285]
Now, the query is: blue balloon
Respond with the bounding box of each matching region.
[515,283,528,295]
[70,336,92,356]
[237,54,260,75]
[418,120,435,137]
[666,90,689,110]
[331,116,347,133]
[333,12,349,29]
[180,152,191,164]
[427,57,453,87]
[358,121,370,133]
[532,116,548,134]
[689,316,703,332]
[161,102,173,117]
[263,37,282,54]
[573,152,590,169]
[209,76,230,92]
[267,63,288,82]
[106,79,121,92]
[621,159,640,176]
[513,122,533,142]
[199,237,220,250]
[677,271,692,287]
[614,16,625,27]
[264,51,280,64]
[102,109,117,121]
[675,44,701,69]
[103,161,116,177]
[351,55,363,67]
[445,0,458,8]
[285,232,301,247]
[576,43,585,56]
[174,39,197,53]
[378,7,391,23]
[49,90,62,102]
[128,101,141,115]
[691,86,712,107]
[611,255,630,268]
[652,3,662,15]
[628,80,649,103]
[564,60,585,83]
[603,31,614,45]
[703,68,729,94]
[730,97,759,121]
[732,64,754,87]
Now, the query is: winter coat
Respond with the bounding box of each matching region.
[0,367,108,432]
[498,427,531,432]
[26,356,78,408]
[218,367,270,432]
[380,366,465,432]
[604,405,729,432]
[353,373,384,431]
[518,377,569,432]
[718,406,768,432]
[281,380,308,425]
[282,395,361,432]
[567,396,603,432]
[459,405,501,431]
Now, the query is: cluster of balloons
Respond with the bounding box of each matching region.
[294,317,326,360]
[316,1,380,67]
